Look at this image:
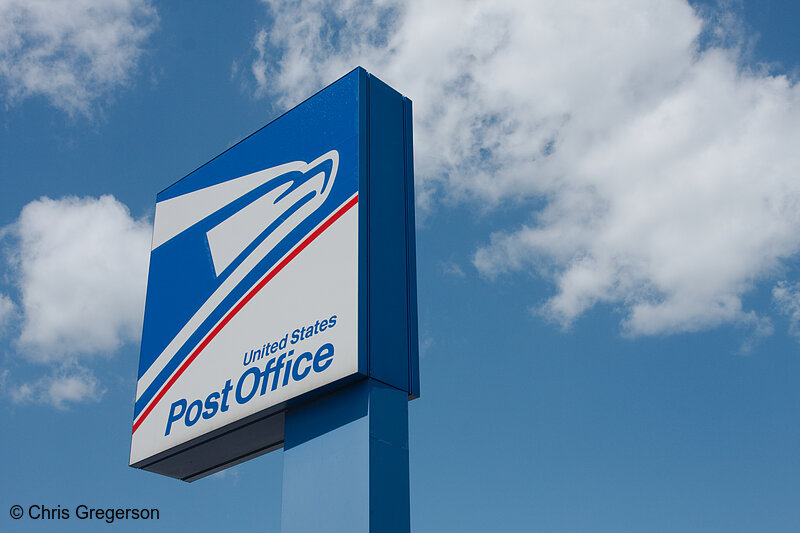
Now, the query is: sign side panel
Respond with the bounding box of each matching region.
[403,97,420,399]
[367,74,410,392]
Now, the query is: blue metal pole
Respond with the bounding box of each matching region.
[281,379,410,532]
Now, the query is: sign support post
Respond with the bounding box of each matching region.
[281,379,410,532]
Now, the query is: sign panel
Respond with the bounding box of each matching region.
[130,67,418,481]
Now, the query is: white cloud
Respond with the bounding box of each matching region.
[0,293,15,327]
[773,281,800,340]
[3,195,151,361]
[440,261,466,279]
[0,195,149,409]
[210,468,240,484]
[6,365,104,409]
[0,0,157,114]
[251,0,800,336]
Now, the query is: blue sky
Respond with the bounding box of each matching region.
[1,0,799,531]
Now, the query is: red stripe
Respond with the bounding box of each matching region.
[133,194,358,434]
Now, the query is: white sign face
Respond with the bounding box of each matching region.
[130,144,360,465]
